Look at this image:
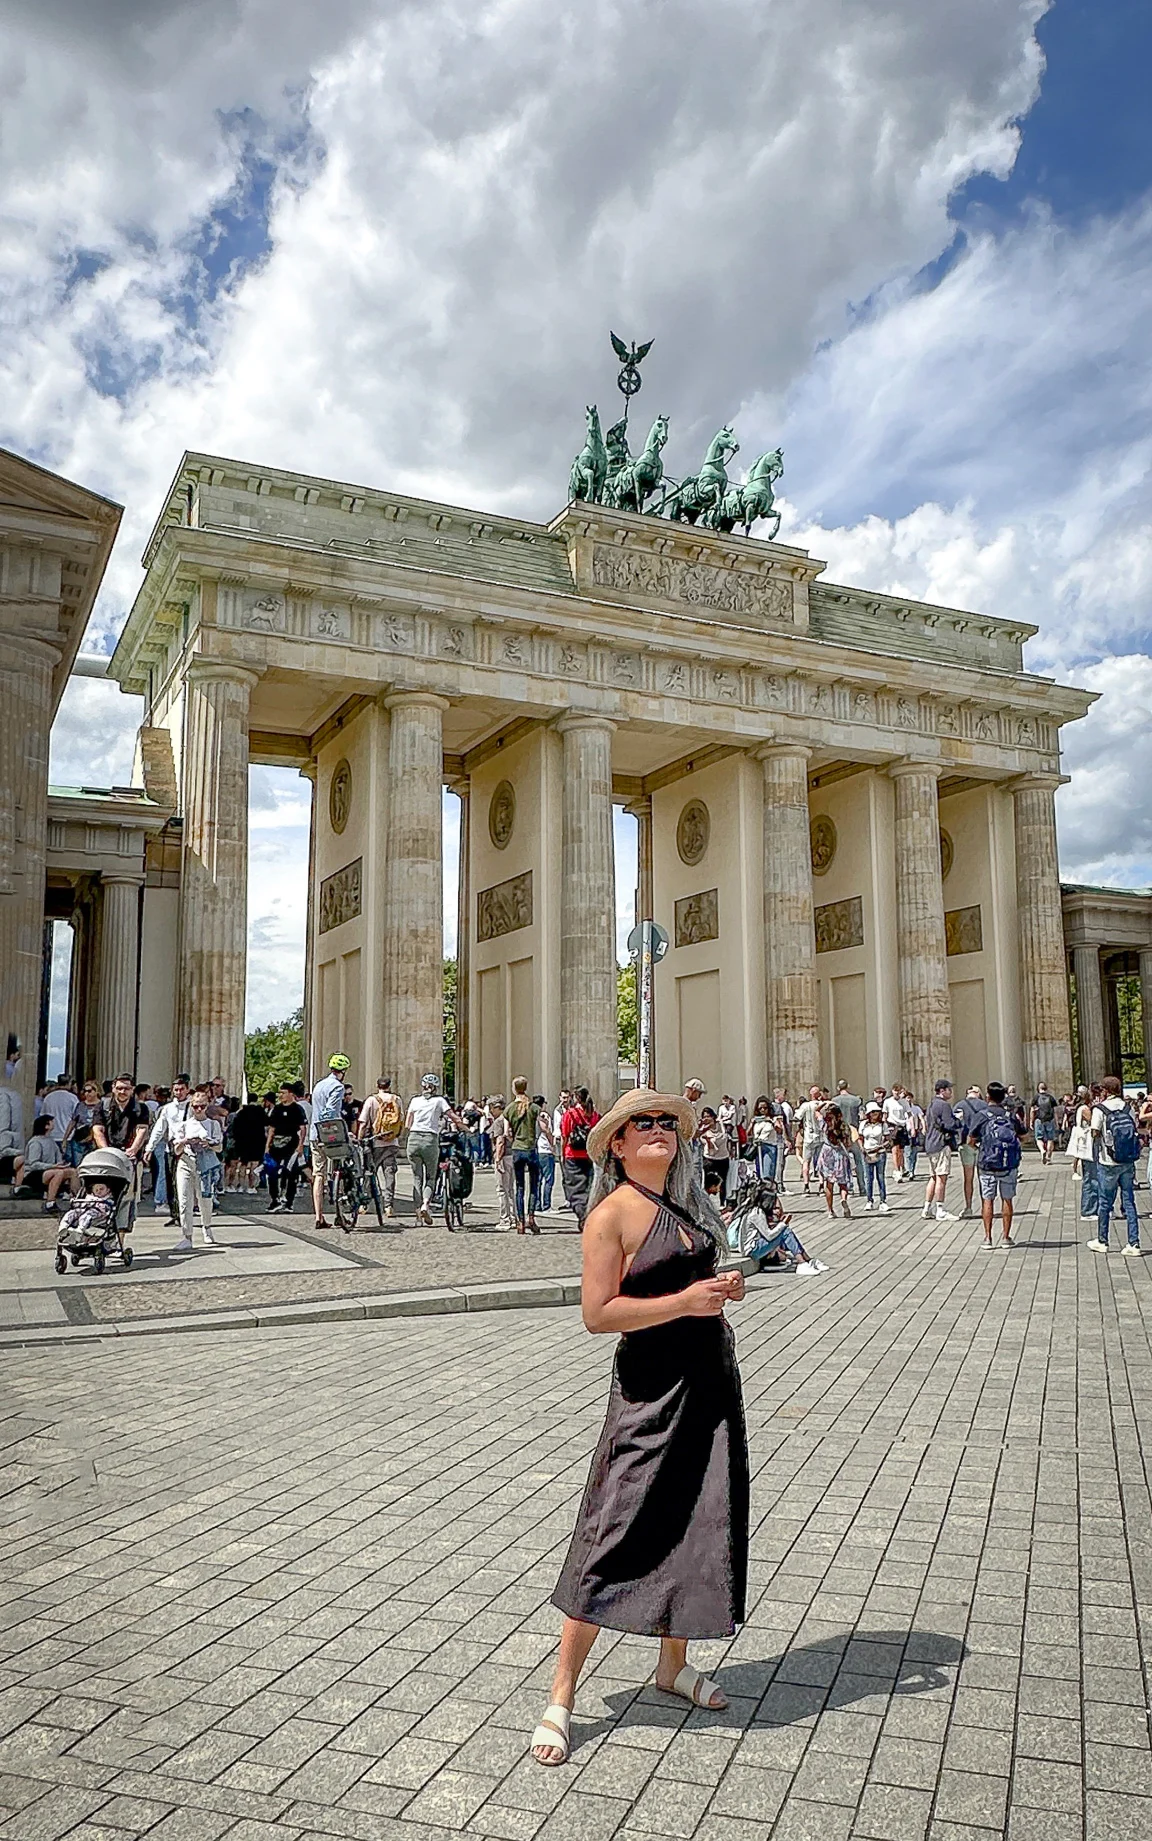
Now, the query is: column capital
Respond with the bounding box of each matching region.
[553,713,617,737]
[99,871,144,888]
[753,739,811,765]
[445,773,470,798]
[623,794,651,820]
[186,659,263,690]
[299,760,317,784]
[1009,771,1069,795]
[887,757,943,783]
[382,690,449,714]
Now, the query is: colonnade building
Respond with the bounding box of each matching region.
[91,450,1105,1108]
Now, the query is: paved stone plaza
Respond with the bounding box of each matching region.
[1,1160,1150,1840]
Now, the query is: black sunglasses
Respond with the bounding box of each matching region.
[629,1113,680,1133]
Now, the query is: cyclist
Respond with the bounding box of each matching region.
[310,1053,351,1230]
[405,1074,460,1225]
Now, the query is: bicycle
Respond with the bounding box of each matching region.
[438,1130,473,1232]
[315,1117,377,1234]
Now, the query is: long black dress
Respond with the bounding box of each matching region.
[551,1183,749,1639]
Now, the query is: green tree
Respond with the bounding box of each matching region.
[245,1007,303,1096]
[443,957,457,1098]
[617,960,637,1064]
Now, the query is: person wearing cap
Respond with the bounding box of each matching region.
[922,1078,960,1222]
[405,1074,458,1226]
[859,1101,892,1212]
[310,1053,351,1229]
[532,1088,748,1768]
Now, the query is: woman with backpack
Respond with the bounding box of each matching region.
[560,1087,599,1229]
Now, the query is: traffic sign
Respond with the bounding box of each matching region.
[627,920,669,963]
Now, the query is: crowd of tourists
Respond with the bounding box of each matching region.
[3,1057,1147,1256]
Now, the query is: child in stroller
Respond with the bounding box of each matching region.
[726,1175,828,1276]
[437,1128,473,1231]
[54,1146,136,1275]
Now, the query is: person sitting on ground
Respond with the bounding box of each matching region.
[860,1102,892,1213]
[13,1115,78,1211]
[727,1176,827,1275]
[968,1080,1025,1249]
[815,1103,854,1220]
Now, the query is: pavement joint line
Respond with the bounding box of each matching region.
[0,1259,763,1346]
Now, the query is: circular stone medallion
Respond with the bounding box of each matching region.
[810,812,837,876]
[676,798,710,867]
[489,779,516,850]
[939,827,954,881]
[329,758,352,835]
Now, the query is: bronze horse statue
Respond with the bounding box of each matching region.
[660,425,739,523]
[705,447,784,538]
[569,405,608,504]
[605,414,670,514]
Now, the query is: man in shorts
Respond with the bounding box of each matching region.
[1029,1083,1058,1165]
[922,1077,958,1222]
[968,1081,1025,1249]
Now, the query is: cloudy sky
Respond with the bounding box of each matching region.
[10,0,1149,1035]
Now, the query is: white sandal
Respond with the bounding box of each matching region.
[530,1703,572,1765]
[653,1665,726,1709]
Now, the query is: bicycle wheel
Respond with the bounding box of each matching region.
[365,1162,385,1229]
[335,1167,359,1234]
[445,1194,464,1232]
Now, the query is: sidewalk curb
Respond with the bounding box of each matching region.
[0,1259,759,1349]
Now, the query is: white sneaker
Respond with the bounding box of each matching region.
[878,1203,891,1214]
[863,1201,874,1212]
[960,1206,972,1219]
[1121,1244,1143,1257]
[935,1207,954,1222]
[825,1210,836,1221]
[173,1238,193,1252]
[1086,1238,1109,1253]
[795,1259,820,1276]
[1080,1214,1100,1223]
[202,1226,216,1245]
[921,1206,933,1220]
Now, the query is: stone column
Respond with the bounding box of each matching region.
[1139,949,1152,1088]
[557,716,618,1109]
[625,794,654,1083]
[177,661,260,1092]
[0,641,57,1122]
[94,875,142,1077]
[381,692,447,1105]
[451,776,472,1103]
[1072,945,1107,1083]
[299,763,317,1088]
[757,743,818,1096]
[889,761,953,1100]
[1012,774,1074,1094]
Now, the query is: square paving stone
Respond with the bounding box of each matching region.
[707,1763,791,1822]
[621,1776,712,1836]
[868,1736,942,1789]
[853,1783,932,1840]
[933,1768,1010,1828]
[399,1765,499,1828]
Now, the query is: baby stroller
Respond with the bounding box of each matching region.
[438,1129,473,1232]
[54,1147,136,1276]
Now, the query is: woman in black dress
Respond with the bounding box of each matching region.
[531,1088,749,1766]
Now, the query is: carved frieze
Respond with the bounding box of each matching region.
[945,904,982,956]
[675,888,719,947]
[313,603,350,640]
[591,544,795,623]
[242,590,285,632]
[477,870,533,941]
[939,828,954,881]
[319,857,362,933]
[815,895,864,954]
[489,780,515,851]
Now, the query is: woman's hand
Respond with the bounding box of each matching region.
[679,1277,732,1317]
[718,1269,745,1302]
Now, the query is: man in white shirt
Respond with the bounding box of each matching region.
[40,1079,79,1145]
[144,1077,193,1221]
[1086,1076,1142,1255]
[883,1085,910,1180]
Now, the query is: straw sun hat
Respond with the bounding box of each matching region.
[586,1088,697,1164]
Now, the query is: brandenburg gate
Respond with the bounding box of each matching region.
[110,434,1092,1106]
